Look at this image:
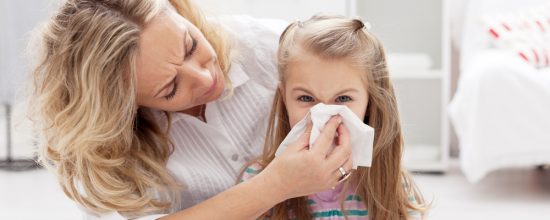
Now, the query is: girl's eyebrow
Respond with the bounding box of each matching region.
[334,88,360,96]
[291,87,312,94]
[292,87,359,95]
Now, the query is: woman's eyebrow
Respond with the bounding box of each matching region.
[181,29,189,62]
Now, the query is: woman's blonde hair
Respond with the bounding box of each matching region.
[240,15,428,220]
[30,0,231,216]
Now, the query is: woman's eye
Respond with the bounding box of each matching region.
[297,95,314,102]
[185,36,197,60]
[164,81,178,101]
[335,95,352,103]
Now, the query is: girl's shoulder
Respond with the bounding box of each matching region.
[238,162,264,183]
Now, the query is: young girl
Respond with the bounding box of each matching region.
[239,15,427,220]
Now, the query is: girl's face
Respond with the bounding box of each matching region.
[282,51,369,127]
[135,8,225,112]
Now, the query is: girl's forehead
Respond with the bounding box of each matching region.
[285,55,366,87]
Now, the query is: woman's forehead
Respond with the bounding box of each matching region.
[139,13,186,65]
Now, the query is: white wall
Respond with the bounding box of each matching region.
[357,0,442,69]
[195,0,351,21]
[0,1,58,159]
[0,1,58,103]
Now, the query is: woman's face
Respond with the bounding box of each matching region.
[282,51,369,127]
[136,8,225,112]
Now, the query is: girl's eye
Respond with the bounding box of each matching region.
[335,95,352,103]
[297,95,314,102]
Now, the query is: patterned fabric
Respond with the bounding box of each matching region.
[481,3,550,68]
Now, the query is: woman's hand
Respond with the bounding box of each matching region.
[258,115,353,200]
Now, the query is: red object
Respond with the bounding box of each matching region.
[489,28,499,38]
[518,52,529,62]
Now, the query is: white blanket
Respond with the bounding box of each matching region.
[449,49,550,182]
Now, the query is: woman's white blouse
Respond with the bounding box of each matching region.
[83,15,287,219]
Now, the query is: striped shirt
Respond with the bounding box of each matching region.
[83,15,286,220]
[240,164,423,220]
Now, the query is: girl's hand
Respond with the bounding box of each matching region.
[259,115,353,200]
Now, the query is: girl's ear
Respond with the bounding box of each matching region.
[278,84,286,103]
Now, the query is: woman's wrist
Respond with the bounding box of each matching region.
[251,167,290,204]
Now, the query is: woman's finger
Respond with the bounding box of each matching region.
[336,124,350,147]
[288,115,313,152]
[311,115,341,155]
[325,130,352,172]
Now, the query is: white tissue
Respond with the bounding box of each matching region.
[275,103,375,168]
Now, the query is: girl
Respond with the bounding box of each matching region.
[239,15,428,220]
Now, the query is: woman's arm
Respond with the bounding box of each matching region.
[160,169,284,220]
[161,116,352,220]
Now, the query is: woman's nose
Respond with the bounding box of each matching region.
[183,62,214,89]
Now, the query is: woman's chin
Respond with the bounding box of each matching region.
[208,84,226,101]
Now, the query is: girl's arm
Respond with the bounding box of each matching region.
[161,116,352,220]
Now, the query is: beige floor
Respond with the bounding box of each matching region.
[414,161,550,220]
[1,160,549,219]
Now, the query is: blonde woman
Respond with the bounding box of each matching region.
[30,0,353,219]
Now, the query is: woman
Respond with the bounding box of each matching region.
[30,0,353,219]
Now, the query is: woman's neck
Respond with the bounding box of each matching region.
[181,104,206,122]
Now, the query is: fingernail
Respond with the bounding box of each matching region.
[336,116,342,123]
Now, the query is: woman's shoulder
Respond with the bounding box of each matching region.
[216,14,287,57]
[214,15,288,86]
[217,15,288,43]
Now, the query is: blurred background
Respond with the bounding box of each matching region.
[1,0,549,219]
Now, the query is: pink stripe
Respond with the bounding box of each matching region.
[532,48,540,64]
[519,52,529,62]
[502,22,511,31]
[489,28,499,38]
[544,49,549,66]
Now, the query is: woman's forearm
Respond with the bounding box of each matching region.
[160,171,286,220]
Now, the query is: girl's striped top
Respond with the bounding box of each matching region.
[240,163,423,220]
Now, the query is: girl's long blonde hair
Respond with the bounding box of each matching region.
[30,0,231,216]
[242,15,428,220]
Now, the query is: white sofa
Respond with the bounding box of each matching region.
[449,0,550,182]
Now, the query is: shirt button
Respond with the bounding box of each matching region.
[231,154,239,161]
